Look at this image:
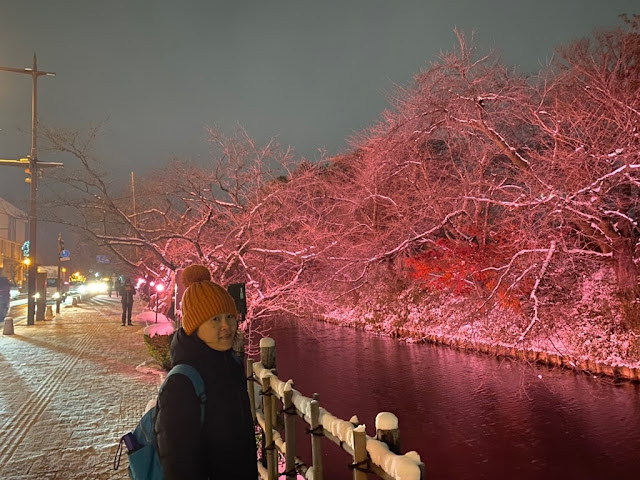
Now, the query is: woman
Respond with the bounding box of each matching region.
[154,264,257,479]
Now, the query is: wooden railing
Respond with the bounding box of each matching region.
[248,337,425,480]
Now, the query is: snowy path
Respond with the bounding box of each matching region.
[0,295,160,479]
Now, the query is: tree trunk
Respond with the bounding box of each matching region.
[613,236,640,332]
[613,237,638,295]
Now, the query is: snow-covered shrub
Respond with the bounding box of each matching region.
[143,331,175,371]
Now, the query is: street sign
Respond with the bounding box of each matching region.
[60,249,70,260]
[96,255,110,264]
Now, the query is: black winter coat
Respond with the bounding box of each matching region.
[154,328,257,479]
[119,285,135,305]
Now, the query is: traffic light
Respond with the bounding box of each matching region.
[25,167,32,183]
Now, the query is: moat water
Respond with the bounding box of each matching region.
[255,318,640,480]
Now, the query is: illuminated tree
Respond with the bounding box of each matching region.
[322,22,639,338]
[41,124,326,321]
[531,17,640,299]
[41,19,639,345]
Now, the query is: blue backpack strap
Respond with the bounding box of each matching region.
[162,364,207,425]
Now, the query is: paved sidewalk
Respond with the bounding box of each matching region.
[0,295,163,479]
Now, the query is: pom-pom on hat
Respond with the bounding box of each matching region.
[181,264,237,335]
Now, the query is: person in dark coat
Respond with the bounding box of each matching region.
[0,275,9,323]
[154,264,257,480]
[119,278,136,326]
[114,277,121,297]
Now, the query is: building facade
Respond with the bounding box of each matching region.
[0,197,28,286]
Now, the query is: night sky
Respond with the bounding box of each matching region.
[0,0,636,262]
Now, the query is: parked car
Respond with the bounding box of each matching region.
[9,283,20,300]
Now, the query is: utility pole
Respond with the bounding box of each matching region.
[0,54,59,325]
[56,233,63,314]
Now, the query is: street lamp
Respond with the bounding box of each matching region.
[154,283,165,323]
[55,233,67,314]
[0,54,58,325]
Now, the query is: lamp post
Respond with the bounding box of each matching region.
[149,281,157,320]
[0,54,57,325]
[154,283,165,323]
[55,233,66,314]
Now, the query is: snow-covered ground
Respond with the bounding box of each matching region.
[324,266,640,380]
[136,310,175,337]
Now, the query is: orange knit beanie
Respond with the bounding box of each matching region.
[181,264,237,335]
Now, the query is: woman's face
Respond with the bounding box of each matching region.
[196,313,238,351]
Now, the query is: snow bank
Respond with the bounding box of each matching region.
[323,264,640,378]
[136,311,170,324]
[144,322,175,337]
[135,360,165,376]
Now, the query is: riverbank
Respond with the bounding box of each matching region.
[320,314,640,382]
[320,267,640,383]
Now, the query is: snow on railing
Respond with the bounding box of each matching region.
[249,337,425,480]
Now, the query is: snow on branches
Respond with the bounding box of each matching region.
[40,22,640,347]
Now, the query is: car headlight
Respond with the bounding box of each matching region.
[87,282,104,293]
[53,292,61,299]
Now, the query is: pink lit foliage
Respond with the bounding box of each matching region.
[40,19,639,362]
[336,22,640,342]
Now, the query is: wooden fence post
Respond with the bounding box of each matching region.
[310,395,323,480]
[261,376,277,480]
[352,425,368,480]
[375,412,401,455]
[283,385,297,479]
[260,336,276,370]
[419,462,426,479]
[260,337,278,428]
[247,358,257,425]
[272,389,278,430]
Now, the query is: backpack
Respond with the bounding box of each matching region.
[113,364,206,480]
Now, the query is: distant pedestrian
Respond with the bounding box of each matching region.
[114,278,122,298]
[108,280,113,298]
[119,279,136,326]
[143,276,151,306]
[154,264,257,479]
[0,275,9,323]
